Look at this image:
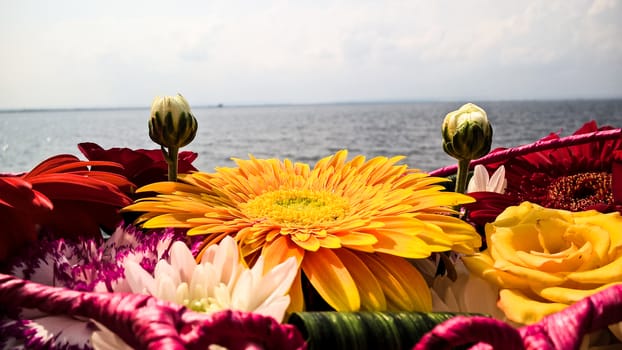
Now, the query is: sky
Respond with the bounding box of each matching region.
[1,0,621,109]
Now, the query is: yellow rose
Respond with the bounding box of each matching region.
[463,201,622,325]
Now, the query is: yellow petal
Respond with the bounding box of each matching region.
[292,233,321,252]
[567,256,622,284]
[334,249,387,310]
[498,289,567,325]
[573,212,622,255]
[302,248,360,311]
[534,282,622,304]
[142,214,195,228]
[373,231,435,258]
[462,254,530,289]
[335,231,378,248]
[514,246,587,274]
[122,201,171,213]
[493,259,565,286]
[488,225,544,265]
[318,234,342,249]
[564,223,610,262]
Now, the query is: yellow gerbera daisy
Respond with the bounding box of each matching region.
[124,150,481,312]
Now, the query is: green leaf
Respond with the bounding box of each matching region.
[287,311,480,350]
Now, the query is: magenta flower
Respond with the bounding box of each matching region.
[0,275,307,350]
[1,225,184,349]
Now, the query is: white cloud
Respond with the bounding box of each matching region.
[0,0,620,109]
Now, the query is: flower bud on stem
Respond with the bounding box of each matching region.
[148,94,198,182]
[441,103,493,194]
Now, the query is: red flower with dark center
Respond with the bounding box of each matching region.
[431,120,622,229]
[78,142,198,190]
[1,155,133,263]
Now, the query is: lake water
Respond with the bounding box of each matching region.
[1,99,622,174]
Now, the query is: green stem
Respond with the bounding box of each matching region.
[455,159,471,194]
[162,145,179,181]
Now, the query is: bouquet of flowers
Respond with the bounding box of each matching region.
[1,96,621,350]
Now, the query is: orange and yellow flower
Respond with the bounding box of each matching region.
[124,150,481,312]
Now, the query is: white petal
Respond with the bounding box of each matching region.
[124,260,157,295]
[24,315,94,349]
[253,296,291,322]
[200,263,220,294]
[240,257,297,314]
[156,274,178,302]
[189,264,209,300]
[154,260,180,286]
[213,283,233,310]
[256,257,297,301]
[231,270,253,311]
[176,282,190,305]
[170,241,197,282]
[209,236,240,286]
[487,165,507,193]
[467,165,490,193]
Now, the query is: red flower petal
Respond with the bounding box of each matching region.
[6,155,134,242]
[0,177,53,261]
[78,142,198,189]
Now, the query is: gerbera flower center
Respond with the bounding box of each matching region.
[242,189,349,225]
[545,172,613,211]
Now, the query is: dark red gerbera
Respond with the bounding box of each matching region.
[78,142,198,190]
[430,120,622,229]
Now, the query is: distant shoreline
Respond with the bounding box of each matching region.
[1,97,622,114]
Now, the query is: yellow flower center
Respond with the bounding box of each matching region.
[185,297,216,313]
[545,172,613,211]
[242,189,350,226]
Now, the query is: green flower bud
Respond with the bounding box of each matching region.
[442,103,493,161]
[149,94,198,149]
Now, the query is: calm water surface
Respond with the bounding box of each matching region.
[1,99,621,174]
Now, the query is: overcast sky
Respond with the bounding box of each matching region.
[1,0,621,109]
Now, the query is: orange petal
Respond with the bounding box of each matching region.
[356,253,432,311]
[334,249,386,310]
[136,181,204,194]
[286,271,305,313]
[261,236,305,272]
[302,248,360,311]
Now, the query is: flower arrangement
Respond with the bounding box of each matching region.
[1,97,621,350]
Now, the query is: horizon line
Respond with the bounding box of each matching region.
[1,96,622,113]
